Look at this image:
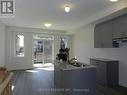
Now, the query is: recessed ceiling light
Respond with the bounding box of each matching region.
[64,6,71,13]
[44,23,52,27]
[109,0,119,2]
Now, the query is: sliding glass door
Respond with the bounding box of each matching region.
[43,39,53,63]
[33,35,54,65]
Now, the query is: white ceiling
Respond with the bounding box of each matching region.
[0,0,127,32]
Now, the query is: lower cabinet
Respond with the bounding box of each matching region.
[54,63,96,95]
[90,58,119,87]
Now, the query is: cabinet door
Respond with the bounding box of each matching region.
[94,21,113,48]
[90,60,107,85]
[97,62,107,85]
[113,15,127,38]
[54,65,62,88]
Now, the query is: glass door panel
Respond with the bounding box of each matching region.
[44,39,53,64]
[33,35,53,65]
[33,40,44,64]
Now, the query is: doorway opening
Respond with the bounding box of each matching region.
[33,34,54,68]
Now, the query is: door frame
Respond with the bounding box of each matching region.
[32,34,54,66]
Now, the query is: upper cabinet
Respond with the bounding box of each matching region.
[113,15,127,38]
[94,21,113,48]
[94,13,127,48]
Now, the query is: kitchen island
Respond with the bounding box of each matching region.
[54,61,96,95]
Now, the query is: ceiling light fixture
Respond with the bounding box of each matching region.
[64,6,71,13]
[109,0,119,2]
[44,23,52,27]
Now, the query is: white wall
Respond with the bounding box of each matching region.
[5,31,33,70]
[0,22,5,66]
[5,26,73,70]
[73,24,127,87]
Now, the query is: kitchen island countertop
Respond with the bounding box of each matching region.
[54,61,96,70]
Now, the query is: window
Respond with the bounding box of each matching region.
[15,34,24,57]
[60,37,67,49]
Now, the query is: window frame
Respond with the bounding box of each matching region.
[60,36,68,49]
[14,33,25,57]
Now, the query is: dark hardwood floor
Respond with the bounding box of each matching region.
[11,67,127,95]
[11,67,55,95]
[97,85,127,95]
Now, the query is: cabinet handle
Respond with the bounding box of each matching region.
[93,62,100,65]
[95,63,100,65]
[101,42,104,47]
[121,31,126,37]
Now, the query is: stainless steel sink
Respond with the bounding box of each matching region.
[70,62,87,67]
[69,58,88,67]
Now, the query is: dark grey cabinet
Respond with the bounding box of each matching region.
[113,14,127,38]
[94,21,113,48]
[54,63,96,95]
[94,13,127,48]
[90,58,119,87]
